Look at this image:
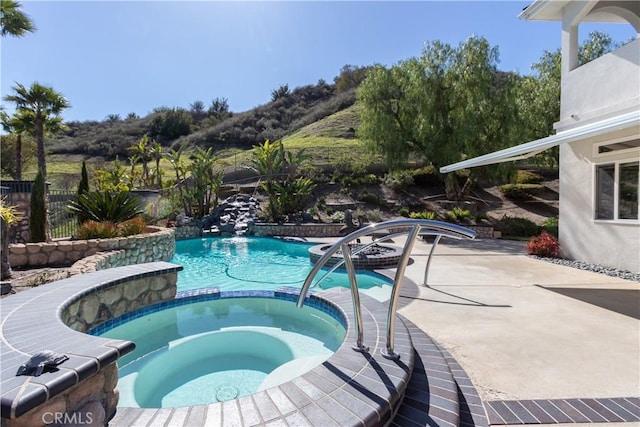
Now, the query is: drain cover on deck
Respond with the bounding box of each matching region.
[216,385,239,401]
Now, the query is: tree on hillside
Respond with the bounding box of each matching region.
[515,31,625,168]
[3,82,69,179]
[357,36,520,199]
[149,107,192,143]
[0,0,35,37]
[333,64,372,93]
[1,109,35,179]
[271,84,290,101]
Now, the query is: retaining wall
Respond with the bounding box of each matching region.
[7,226,175,270]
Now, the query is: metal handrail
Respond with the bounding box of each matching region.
[297,219,476,359]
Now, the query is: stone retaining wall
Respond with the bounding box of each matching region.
[252,223,346,237]
[8,226,175,268]
[171,224,202,240]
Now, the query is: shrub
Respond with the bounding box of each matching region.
[500,184,544,200]
[117,216,148,237]
[515,170,545,184]
[411,165,439,186]
[398,207,410,217]
[444,207,472,223]
[76,220,118,239]
[365,209,383,222]
[541,217,559,237]
[329,211,345,223]
[360,191,380,205]
[67,191,144,224]
[497,215,540,237]
[383,170,414,190]
[527,231,560,258]
[409,210,437,220]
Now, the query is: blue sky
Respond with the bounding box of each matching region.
[1,1,636,122]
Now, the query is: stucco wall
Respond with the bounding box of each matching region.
[560,39,640,126]
[560,134,640,273]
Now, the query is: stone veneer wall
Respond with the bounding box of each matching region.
[171,224,202,240]
[252,223,346,237]
[4,363,119,427]
[5,191,32,244]
[61,272,178,332]
[8,226,175,269]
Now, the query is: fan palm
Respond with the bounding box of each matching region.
[1,109,34,180]
[0,0,35,38]
[3,82,70,178]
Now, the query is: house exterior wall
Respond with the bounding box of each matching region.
[559,38,640,128]
[560,129,639,273]
[554,2,640,274]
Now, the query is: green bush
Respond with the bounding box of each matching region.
[383,170,414,190]
[360,191,380,205]
[67,191,145,224]
[497,215,540,237]
[365,209,383,222]
[411,165,439,186]
[398,207,410,217]
[515,170,545,184]
[444,207,472,223]
[541,217,558,237]
[500,184,544,200]
[409,210,437,220]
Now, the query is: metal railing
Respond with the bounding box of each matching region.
[48,190,78,239]
[296,219,477,360]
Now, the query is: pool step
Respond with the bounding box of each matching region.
[390,317,489,427]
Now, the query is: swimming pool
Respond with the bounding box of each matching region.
[170,236,393,300]
[94,292,346,408]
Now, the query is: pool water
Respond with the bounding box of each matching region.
[100,297,346,408]
[170,237,392,300]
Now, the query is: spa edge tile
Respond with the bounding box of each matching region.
[291,376,326,401]
[316,395,365,427]
[299,403,340,427]
[252,390,281,423]
[331,388,381,425]
[283,410,313,427]
[278,381,311,408]
[236,395,262,426]
[204,403,223,427]
[265,387,296,415]
[1,383,48,418]
[222,399,243,426]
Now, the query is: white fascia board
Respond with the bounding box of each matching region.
[439,110,640,173]
[518,0,566,21]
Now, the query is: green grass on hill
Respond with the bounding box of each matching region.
[18,103,378,188]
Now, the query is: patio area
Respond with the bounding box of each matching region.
[393,237,639,425]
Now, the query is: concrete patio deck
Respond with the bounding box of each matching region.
[391,237,639,424]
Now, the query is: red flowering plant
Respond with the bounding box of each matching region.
[526,231,561,258]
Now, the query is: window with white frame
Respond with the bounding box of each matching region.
[595,161,639,220]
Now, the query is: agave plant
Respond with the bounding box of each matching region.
[67,191,144,224]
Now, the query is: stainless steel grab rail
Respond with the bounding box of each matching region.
[297,219,477,360]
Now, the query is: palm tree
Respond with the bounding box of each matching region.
[1,109,34,180]
[3,82,70,179]
[0,0,35,37]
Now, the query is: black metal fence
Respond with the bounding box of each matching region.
[48,190,78,239]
